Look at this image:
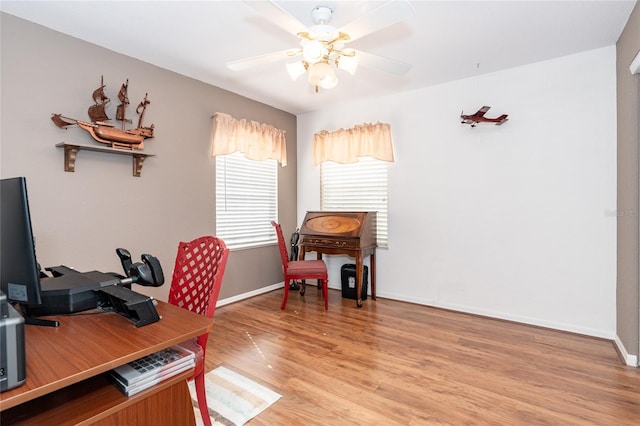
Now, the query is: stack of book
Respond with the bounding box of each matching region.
[110,344,195,396]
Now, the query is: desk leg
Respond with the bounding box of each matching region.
[298,250,306,295]
[370,252,376,300]
[316,253,323,290]
[356,254,364,308]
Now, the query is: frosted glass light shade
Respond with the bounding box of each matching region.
[286,61,307,80]
[337,54,358,75]
[307,62,339,90]
[308,62,331,85]
[318,70,338,89]
[302,40,327,64]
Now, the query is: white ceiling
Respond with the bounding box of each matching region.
[1,1,636,115]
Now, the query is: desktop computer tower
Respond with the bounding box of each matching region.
[0,291,26,392]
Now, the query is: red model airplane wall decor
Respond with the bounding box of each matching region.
[460,106,508,127]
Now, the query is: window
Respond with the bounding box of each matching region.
[320,157,389,247]
[216,152,277,249]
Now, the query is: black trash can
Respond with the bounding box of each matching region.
[341,264,368,300]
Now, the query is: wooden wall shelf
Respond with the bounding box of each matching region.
[56,142,155,177]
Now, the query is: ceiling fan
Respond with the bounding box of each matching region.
[227,0,415,92]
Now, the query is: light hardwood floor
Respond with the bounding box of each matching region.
[205,288,640,425]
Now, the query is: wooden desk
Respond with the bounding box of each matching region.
[299,211,377,308]
[0,301,212,425]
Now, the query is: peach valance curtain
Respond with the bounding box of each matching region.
[211,112,287,166]
[312,122,394,165]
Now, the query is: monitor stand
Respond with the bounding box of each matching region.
[2,291,59,327]
[24,316,60,327]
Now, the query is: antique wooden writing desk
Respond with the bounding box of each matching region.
[0,301,212,425]
[299,211,377,307]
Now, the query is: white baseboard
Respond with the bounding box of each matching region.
[374,290,615,339]
[217,282,283,308]
[614,335,639,367]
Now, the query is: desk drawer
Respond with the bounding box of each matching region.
[302,238,359,249]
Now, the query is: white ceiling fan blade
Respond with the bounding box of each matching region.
[356,50,412,75]
[243,0,308,36]
[227,49,297,71]
[340,0,415,43]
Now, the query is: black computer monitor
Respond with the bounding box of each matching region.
[1,177,43,308]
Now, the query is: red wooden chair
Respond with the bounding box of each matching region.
[271,221,328,310]
[168,236,229,426]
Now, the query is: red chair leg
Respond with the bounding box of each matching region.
[194,370,211,426]
[281,278,290,310]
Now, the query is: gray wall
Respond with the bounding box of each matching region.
[0,13,296,302]
[616,2,640,362]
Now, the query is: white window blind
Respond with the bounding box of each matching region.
[320,157,389,247]
[216,152,277,249]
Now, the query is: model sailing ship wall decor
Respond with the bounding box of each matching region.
[52,76,155,150]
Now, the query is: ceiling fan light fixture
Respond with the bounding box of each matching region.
[302,40,327,64]
[230,1,415,93]
[286,61,307,80]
